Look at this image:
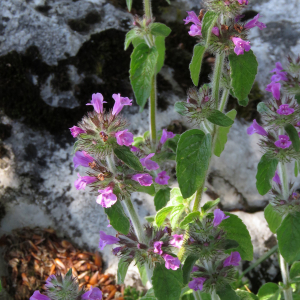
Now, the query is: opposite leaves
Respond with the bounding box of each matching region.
[176,129,212,198]
[130,44,158,109]
[256,153,278,195]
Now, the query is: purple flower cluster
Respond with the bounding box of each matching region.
[97,187,117,208]
[169,234,184,248]
[223,251,241,267]
[99,231,120,250]
[274,135,292,149]
[231,37,251,56]
[82,287,103,300]
[188,277,206,291]
[160,129,176,145]
[266,62,288,100]
[183,11,220,37]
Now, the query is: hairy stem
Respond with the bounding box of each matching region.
[240,245,278,279]
[280,254,293,300]
[150,74,157,148]
[143,0,152,19]
[278,161,289,200]
[212,53,225,107]
[218,88,229,112]
[211,288,219,300]
[193,291,203,300]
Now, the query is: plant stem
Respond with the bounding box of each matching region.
[218,88,229,112]
[240,245,278,279]
[279,254,293,300]
[150,74,157,149]
[193,291,202,300]
[211,288,219,300]
[143,0,152,19]
[278,161,289,200]
[193,183,206,212]
[212,53,225,107]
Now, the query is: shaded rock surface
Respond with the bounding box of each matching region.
[0,0,299,290]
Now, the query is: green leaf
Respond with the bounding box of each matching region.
[126,0,132,11]
[114,145,143,171]
[155,36,166,73]
[285,124,300,152]
[264,204,282,234]
[179,212,200,229]
[220,213,253,261]
[183,255,197,284]
[295,94,300,105]
[125,29,137,50]
[155,206,174,227]
[290,261,300,282]
[239,97,249,107]
[229,50,258,102]
[117,257,129,284]
[256,153,278,196]
[207,109,234,127]
[165,135,180,152]
[224,239,239,250]
[132,36,146,48]
[149,23,171,37]
[145,215,155,223]
[175,102,187,115]
[176,130,211,198]
[105,201,130,235]
[137,262,148,286]
[170,204,185,229]
[132,136,144,147]
[257,283,281,300]
[236,290,258,300]
[257,102,270,114]
[201,11,219,46]
[277,212,300,263]
[154,188,171,211]
[214,109,237,157]
[130,43,158,109]
[189,44,206,86]
[217,284,240,300]
[202,198,220,214]
[135,183,156,196]
[170,187,184,205]
[152,264,183,300]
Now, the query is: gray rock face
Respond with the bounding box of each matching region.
[1,0,299,290]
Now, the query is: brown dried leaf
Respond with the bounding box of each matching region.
[89,271,99,285]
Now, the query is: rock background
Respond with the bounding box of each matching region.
[0,0,300,295]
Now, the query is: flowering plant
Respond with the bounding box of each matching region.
[30,0,300,299]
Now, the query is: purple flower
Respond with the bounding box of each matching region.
[212,26,220,36]
[99,231,120,250]
[273,170,281,184]
[153,241,163,255]
[183,11,201,25]
[244,14,266,30]
[74,173,97,190]
[96,187,117,208]
[131,146,139,152]
[213,209,230,227]
[271,62,284,73]
[69,126,86,138]
[237,0,248,4]
[276,104,294,115]
[140,153,159,170]
[112,93,133,115]
[189,24,202,36]
[235,14,245,22]
[223,251,241,267]
[155,171,170,185]
[82,287,103,300]
[247,119,267,136]
[192,266,199,272]
[232,37,251,55]
[188,277,206,291]
[274,135,292,149]
[132,173,153,186]
[266,82,281,100]
[86,93,107,114]
[30,291,51,300]
[163,254,181,270]
[73,151,95,169]
[45,275,56,288]
[170,234,184,248]
[112,247,122,255]
[115,129,134,146]
[160,129,176,144]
